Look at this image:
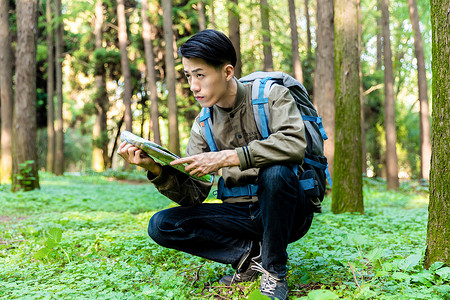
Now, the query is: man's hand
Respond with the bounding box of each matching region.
[117,141,162,176]
[170,150,240,177]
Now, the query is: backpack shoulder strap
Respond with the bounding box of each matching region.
[199,107,219,152]
[250,77,278,139]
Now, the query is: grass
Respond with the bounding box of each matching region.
[0,172,449,299]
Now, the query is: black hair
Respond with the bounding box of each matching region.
[178,29,237,68]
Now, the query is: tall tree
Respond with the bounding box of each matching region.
[210,0,216,30]
[12,0,40,191]
[288,0,303,82]
[197,1,206,31]
[380,0,399,190]
[407,0,431,181]
[0,0,14,184]
[46,0,55,173]
[161,0,180,155]
[92,0,109,171]
[332,0,363,214]
[117,0,133,132]
[313,0,334,178]
[54,0,64,175]
[260,0,273,71]
[141,0,161,145]
[425,0,449,268]
[304,0,312,56]
[228,0,241,78]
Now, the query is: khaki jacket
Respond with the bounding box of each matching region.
[148,78,307,205]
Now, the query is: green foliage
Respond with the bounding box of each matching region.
[14,161,37,192]
[0,174,448,299]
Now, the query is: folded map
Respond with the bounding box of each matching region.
[120,131,212,182]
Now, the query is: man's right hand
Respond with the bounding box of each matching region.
[117,141,162,176]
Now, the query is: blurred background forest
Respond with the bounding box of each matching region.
[0,0,433,186]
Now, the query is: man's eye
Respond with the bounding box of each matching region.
[197,74,204,78]
[185,74,191,79]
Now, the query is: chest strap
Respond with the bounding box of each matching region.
[216,177,258,199]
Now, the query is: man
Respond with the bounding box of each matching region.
[118,29,314,300]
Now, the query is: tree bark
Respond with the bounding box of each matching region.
[92,0,108,172]
[228,0,241,78]
[332,0,363,214]
[197,1,206,31]
[380,0,399,190]
[162,0,180,155]
[313,0,334,179]
[117,0,133,132]
[45,0,55,173]
[260,0,273,72]
[0,0,14,184]
[304,0,312,55]
[12,0,40,191]
[141,0,161,145]
[425,0,449,268]
[407,0,431,181]
[288,0,303,83]
[54,0,64,175]
[210,0,216,30]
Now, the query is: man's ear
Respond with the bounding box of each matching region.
[224,64,235,81]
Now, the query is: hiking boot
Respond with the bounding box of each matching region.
[219,241,261,285]
[251,262,289,300]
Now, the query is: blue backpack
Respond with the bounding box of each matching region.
[199,71,332,213]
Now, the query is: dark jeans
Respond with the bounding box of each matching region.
[148,164,314,278]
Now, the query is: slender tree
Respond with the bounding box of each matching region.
[162,0,180,155]
[260,0,273,71]
[141,0,161,144]
[313,0,334,178]
[210,0,216,30]
[288,0,303,82]
[92,0,109,171]
[228,0,241,78]
[332,0,363,214]
[117,0,133,132]
[54,0,64,175]
[197,1,206,31]
[425,0,449,268]
[12,0,40,191]
[46,0,55,173]
[304,0,312,56]
[0,0,14,184]
[407,0,431,181]
[380,0,399,190]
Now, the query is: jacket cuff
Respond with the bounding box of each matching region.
[236,146,255,170]
[147,165,169,185]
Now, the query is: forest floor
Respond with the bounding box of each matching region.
[0,172,449,299]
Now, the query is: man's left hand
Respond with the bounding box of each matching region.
[170,150,240,177]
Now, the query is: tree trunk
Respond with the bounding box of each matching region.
[0,0,14,184]
[380,0,399,190]
[313,0,334,179]
[92,0,108,172]
[332,0,363,214]
[210,0,216,30]
[359,0,366,175]
[228,0,241,78]
[197,1,206,31]
[407,0,431,181]
[288,0,303,83]
[260,0,273,72]
[117,0,132,132]
[141,0,161,145]
[304,0,312,55]
[425,0,450,268]
[12,0,40,191]
[54,0,64,175]
[162,0,180,155]
[45,0,55,173]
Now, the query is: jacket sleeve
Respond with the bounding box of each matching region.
[147,119,213,206]
[235,85,307,170]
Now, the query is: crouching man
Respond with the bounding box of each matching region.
[118,29,314,300]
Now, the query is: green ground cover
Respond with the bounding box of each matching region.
[0,172,449,299]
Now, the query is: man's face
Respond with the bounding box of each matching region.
[182,57,231,108]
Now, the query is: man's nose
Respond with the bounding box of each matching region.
[190,78,200,92]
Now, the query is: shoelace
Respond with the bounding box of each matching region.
[251,261,279,295]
